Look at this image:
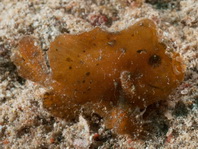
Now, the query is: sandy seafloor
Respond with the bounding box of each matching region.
[0,0,197,148]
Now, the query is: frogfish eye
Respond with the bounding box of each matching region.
[148,54,161,67]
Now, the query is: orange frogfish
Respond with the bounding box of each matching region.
[12,19,185,137]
